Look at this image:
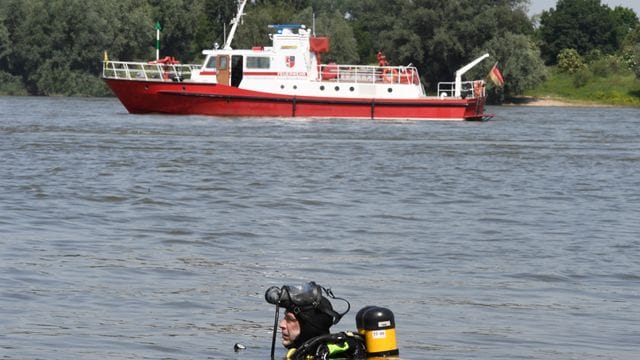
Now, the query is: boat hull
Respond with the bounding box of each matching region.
[103,78,489,121]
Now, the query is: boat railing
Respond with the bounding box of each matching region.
[102,60,201,82]
[318,64,421,86]
[437,80,485,99]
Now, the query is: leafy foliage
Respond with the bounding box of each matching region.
[572,67,592,87]
[624,44,640,78]
[1,0,155,95]
[590,54,625,77]
[538,0,639,64]
[0,0,637,97]
[339,0,537,95]
[557,48,586,74]
[621,26,640,79]
[0,71,27,95]
[479,32,547,98]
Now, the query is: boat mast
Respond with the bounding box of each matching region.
[454,53,489,97]
[223,0,248,50]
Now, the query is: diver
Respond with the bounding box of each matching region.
[265,281,366,360]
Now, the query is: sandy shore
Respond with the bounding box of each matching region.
[504,96,614,107]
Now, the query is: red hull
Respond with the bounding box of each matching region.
[104,78,489,121]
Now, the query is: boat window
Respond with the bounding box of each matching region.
[218,56,228,70]
[205,56,217,69]
[246,56,270,69]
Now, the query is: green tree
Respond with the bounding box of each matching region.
[1,0,155,95]
[149,0,208,62]
[192,0,239,56]
[477,32,547,99]
[611,6,640,49]
[557,48,586,73]
[234,2,299,48]
[0,0,573,98]
[627,45,640,78]
[0,9,8,68]
[293,7,359,64]
[340,0,408,64]
[538,0,638,64]
[621,25,640,78]
[342,0,535,92]
[0,7,26,95]
[97,1,155,61]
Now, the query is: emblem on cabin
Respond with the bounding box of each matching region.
[285,56,295,68]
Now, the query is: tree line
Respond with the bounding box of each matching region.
[0,0,638,98]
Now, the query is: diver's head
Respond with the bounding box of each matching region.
[278,309,301,347]
[265,282,349,349]
[278,297,334,347]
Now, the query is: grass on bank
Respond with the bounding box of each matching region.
[524,66,640,107]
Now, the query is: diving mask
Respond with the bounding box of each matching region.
[264,281,350,324]
[265,281,323,311]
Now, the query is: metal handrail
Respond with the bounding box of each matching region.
[102,60,200,81]
[318,64,421,86]
[437,80,485,99]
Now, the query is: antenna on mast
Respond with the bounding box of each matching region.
[224,0,248,50]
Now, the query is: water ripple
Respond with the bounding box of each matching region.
[1,98,639,359]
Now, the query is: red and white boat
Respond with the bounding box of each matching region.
[102,0,493,121]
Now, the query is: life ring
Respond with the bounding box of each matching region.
[382,68,399,83]
[473,81,483,97]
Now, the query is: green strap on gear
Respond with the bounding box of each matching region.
[327,341,349,355]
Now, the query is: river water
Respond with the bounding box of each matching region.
[1,96,639,359]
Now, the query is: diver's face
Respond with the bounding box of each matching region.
[279,311,301,348]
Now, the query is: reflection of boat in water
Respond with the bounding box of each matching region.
[102,0,493,121]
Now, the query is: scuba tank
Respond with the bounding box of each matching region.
[356,306,399,357]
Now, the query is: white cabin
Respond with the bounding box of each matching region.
[190,24,426,99]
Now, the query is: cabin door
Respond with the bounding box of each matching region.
[216,55,230,86]
[231,55,244,87]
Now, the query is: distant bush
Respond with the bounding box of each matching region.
[584,49,603,64]
[572,67,591,87]
[590,55,625,77]
[33,64,110,96]
[622,45,640,79]
[0,71,27,95]
[557,48,586,74]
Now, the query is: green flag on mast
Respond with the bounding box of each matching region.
[155,21,161,60]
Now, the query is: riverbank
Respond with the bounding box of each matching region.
[521,69,640,107]
[504,96,617,107]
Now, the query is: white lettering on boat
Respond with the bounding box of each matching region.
[277,72,307,77]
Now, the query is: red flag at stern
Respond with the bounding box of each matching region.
[488,62,504,87]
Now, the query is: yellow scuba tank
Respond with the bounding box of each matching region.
[356,306,399,357]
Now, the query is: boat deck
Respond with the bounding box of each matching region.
[102,60,484,99]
